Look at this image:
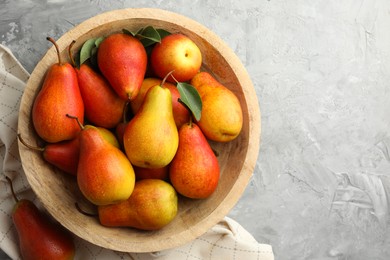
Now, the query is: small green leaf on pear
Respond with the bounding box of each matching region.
[177,82,202,121]
[79,38,97,65]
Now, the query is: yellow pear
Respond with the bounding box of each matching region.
[130,78,190,128]
[190,72,243,142]
[123,84,179,168]
[98,179,178,230]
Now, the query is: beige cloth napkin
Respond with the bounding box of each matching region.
[0,43,274,260]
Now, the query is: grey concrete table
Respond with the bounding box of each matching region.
[2,1,390,259]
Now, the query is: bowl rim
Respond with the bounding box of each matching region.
[17,7,261,252]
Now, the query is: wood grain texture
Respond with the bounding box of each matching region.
[17,8,261,253]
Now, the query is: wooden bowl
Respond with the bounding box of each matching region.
[17,8,261,253]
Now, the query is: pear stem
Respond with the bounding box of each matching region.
[66,114,84,130]
[68,40,76,67]
[122,101,130,123]
[5,176,19,203]
[168,73,181,85]
[17,134,45,152]
[75,202,98,217]
[47,37,62,65]
[161,70,175,87]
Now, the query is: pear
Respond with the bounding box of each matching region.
[190,71,243,142]
[97,33,147,100]
[169,122,220,199]
[115,120,128,149]
[130,78,190,129]
[150,33,202,83]
[130,78,167,114]
[164,82,191,128]
[98,179,178,230]
[133,165,169,181]
[123,82,179,168]
[95,126,120,149]
[75,63,126,129]
[18,124,119,176]
[32,37,84,143]
[190,71,224,88]
[6,177,75,260]
[77,125,135,206]
[17,134,79,176]
[114,102,133,149]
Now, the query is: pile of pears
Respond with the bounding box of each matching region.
[24,28,243,233]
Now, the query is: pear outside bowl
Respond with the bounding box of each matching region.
[17,8,261,253]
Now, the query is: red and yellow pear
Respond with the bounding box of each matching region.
[75,122,135,206]
[32,37,84,143]
[169,121,220,199]
[17,134,79,176]
[97,33,147,100]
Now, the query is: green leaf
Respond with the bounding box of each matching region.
[177,82,202,121]
[89,46,99,68]
[79,38,96,65]
[94,37,104,48]
[91,46,98,57]
[123,26,172,47]
[123,29,136,37]
[156,28,171,39]
[74,50,81,68]
[78,37,105,68]
[137,26,161,47]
